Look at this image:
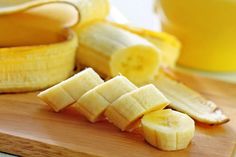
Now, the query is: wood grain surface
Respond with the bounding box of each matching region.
[0,72,235,157]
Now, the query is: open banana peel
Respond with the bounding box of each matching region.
[0,0,109,93]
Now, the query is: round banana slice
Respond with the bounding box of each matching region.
[38,68,104,112]
[141,109,195,151]
[75,75,137,122]
[105,84,170,131]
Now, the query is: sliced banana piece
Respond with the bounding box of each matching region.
[61,68,104,100]
[37,84,74,112]
[105,84,170,131]
[153,74,229,124]
[141,109,195,151]
[75,75,137,122]
[38,68,104,112]
[76,22,161,85]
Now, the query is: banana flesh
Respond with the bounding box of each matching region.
[110,23,181,68]
[38,68,104,112]
[152,73,229,124]
[75,22,161,85]
[141,109,195,151]
[105,84,169,131]
[75,75,137,122]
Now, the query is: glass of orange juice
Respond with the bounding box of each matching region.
[156,0,236,72]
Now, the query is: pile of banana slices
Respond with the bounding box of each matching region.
[0,0,229,151]
[38,68,194,151]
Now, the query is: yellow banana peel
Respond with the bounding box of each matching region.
[0,0,110,93]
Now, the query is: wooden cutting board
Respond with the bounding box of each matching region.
[0,72,235,157]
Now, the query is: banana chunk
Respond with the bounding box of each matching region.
[38,68,104,112]
[75,75,137,122]
[141,109,195,151]
[105,84,169,131]
[37,84,74,112]
[76,22,161,85]
[62,68,104,100]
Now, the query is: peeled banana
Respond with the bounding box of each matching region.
[141,109,195,151]
[105,84,169,131]
[110,23,181,68]
[75,75,137,122]
[153,73,229,124]
[75,22,161,85]
[38,68,104,112]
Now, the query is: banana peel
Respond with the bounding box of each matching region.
[152,70,229,125]
[0,0,110,93]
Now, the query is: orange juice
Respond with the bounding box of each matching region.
[157,0,236,71]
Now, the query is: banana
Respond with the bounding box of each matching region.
[37,83,75,112]
[75,75,137,122]
[0,30,78,93]
[105,84,170,131]
[152,73,229,124]
[75,22,161,85]
[0,0,110,93]
[141,109,195,151]
[110,23,181,68]
[38,68,104,112]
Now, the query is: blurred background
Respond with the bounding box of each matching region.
[110,0,236,83]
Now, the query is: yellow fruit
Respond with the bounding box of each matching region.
[141,109,195,151]
[105,84,169,131]
[38,68,104,112]
[75,75,137,122]
[0,30,78,93]
[75,22,161,85]
[110,23,181,68]
[0,0,110,93]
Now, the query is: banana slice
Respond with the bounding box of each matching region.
[38,68,104,112]
[75,75,137,122]
[105,84,170,131]
[37,84,74,112]
[153,74,229,124]
[141,109,195,151]
[75,22,161,85]
[62,68,104,100]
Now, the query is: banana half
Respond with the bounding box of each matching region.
[75,22,161,85]
[110,23,181,68]
[141,109,195,151]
